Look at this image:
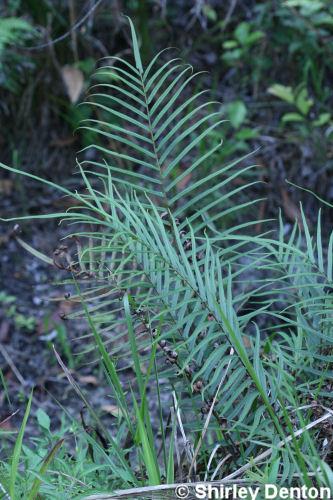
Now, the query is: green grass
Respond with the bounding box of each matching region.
[1,16,333,499]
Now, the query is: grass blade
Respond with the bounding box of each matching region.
[10,390,33,498]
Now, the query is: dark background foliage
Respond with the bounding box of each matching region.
[1,0,333,483]
[1,1,333,192]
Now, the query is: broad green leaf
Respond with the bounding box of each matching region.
[282,112,304,123]
[36,408,51,431]
[268,84,294,104]
[227,100,247,128]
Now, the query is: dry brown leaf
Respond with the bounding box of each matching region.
[255,199,267,234]
[50,136,77,147]
[0,320,10,343]
[242,335,252,348]
[0,235,9,247]
[0,419,14,430]
[0,409,19,429]
[177,172,192,190]
[61,65,84,103]
[52,195,82,210]
[0,179,13,195]
[56,299,75,321]
[78,375,98,386]
[101,404,121,417]
[281,188,304,229]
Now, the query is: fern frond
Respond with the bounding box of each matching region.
[78,24,259,234]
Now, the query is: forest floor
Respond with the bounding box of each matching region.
[0,169,124,439]
[1,0,332,449]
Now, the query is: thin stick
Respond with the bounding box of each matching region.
[0,409,20,427]
[211,454,232,481]
[223,0,238,31]
[172,392,194,466]
[221,410,333,482]
[0,480,10,500]
[0,345,26,387]
[24,0,104,51]
[82,478,256,500]
[188,348,234,479]
[69,0,79,61]
[81,411,333,499]
[204,443,222,481]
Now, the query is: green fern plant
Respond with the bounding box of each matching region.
[1,17,333,494]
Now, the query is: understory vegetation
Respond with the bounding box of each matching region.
[1,3,333,500]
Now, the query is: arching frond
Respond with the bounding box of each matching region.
[78,23,259,234]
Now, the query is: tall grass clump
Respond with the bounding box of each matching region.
[1,17,333,499]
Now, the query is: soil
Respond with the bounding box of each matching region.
[0,169,127,443]
[0,0,332,452]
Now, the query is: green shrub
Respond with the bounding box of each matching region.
[0,16,36,93]
[1,18,333,498]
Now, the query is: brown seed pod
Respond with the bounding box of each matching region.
[170,350,178,359]
[193,379,204,393]
[196,380,203,390]
[184,240,192,251]
[12,223,21,235]
[184,365,192,375]
[151,328,158,337]
[201,404,209,414]
[159,340,167,348]
[218,417,228,428]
